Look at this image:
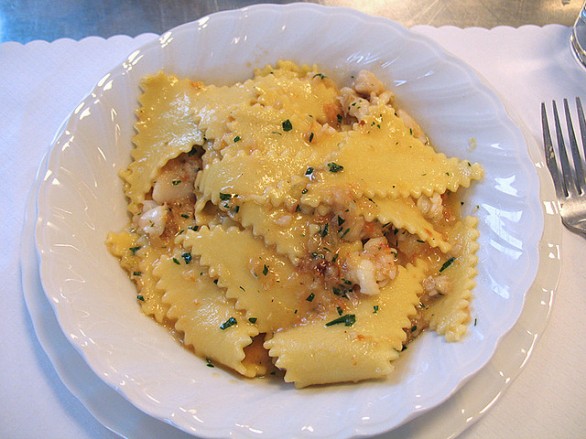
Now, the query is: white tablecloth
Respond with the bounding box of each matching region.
[1,24,585,438]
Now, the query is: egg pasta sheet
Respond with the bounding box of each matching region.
[107,60,483,387]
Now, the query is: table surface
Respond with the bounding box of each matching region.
[0,0,584,43]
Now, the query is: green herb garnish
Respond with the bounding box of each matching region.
[325,314,356,327]
[327,162,344,173]
[220,317,237,330]
[282,119,293,131]
[439,257,456,273]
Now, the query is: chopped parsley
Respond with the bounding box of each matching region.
[233,135,241,142]
[320,223,329,237]
[172,257,180,265]
[282,119,293,131]
[327,162,344,173]
[181,252,192,264]
[306,293,315,302]
[219,192,232,201]
[248,317,257,324]
[172,179,181,186]
[136,294,145,301]
[305,167,314,176]
[373,305,379,314]
[206,358,215,367]
[332,286,348,297]
[308,132,314,143]
[312,73,327,79]
[219,317,237,330]
[129,246,141,255]
[325,314,356,327]
[439,257,456,273]
[262,264,269,276]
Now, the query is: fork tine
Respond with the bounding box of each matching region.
[577,97,586,191]
[564,99,585,195]
[541,102,564,200]
[553,100,577,197]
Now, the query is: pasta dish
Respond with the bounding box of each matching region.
[107,61,483,387]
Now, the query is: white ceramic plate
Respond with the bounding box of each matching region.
[35,4,546,438]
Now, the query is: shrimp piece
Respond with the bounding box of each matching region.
[343,237,397,295]
[338,87,370,121]
[416,193,444,222]
[370,90,394,106]
[422,274,450,297]
[152,156,200,204]
[137,201,168,237]
[353,70,385,96]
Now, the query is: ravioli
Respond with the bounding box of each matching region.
[107,61,482,387]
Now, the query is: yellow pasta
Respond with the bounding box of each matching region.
[238,202,310,264]
[423,216,480,341]
[301,105,483,207]
[196,124,342,208]
[356,196,451,253]
[106,231,169,322]
[181,226,316,333]
[107,61,483,387]
[265,261,427,387]
[154,255,261,377]
[121,72,205,215]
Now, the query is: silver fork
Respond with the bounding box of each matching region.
[541,97,586,237]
